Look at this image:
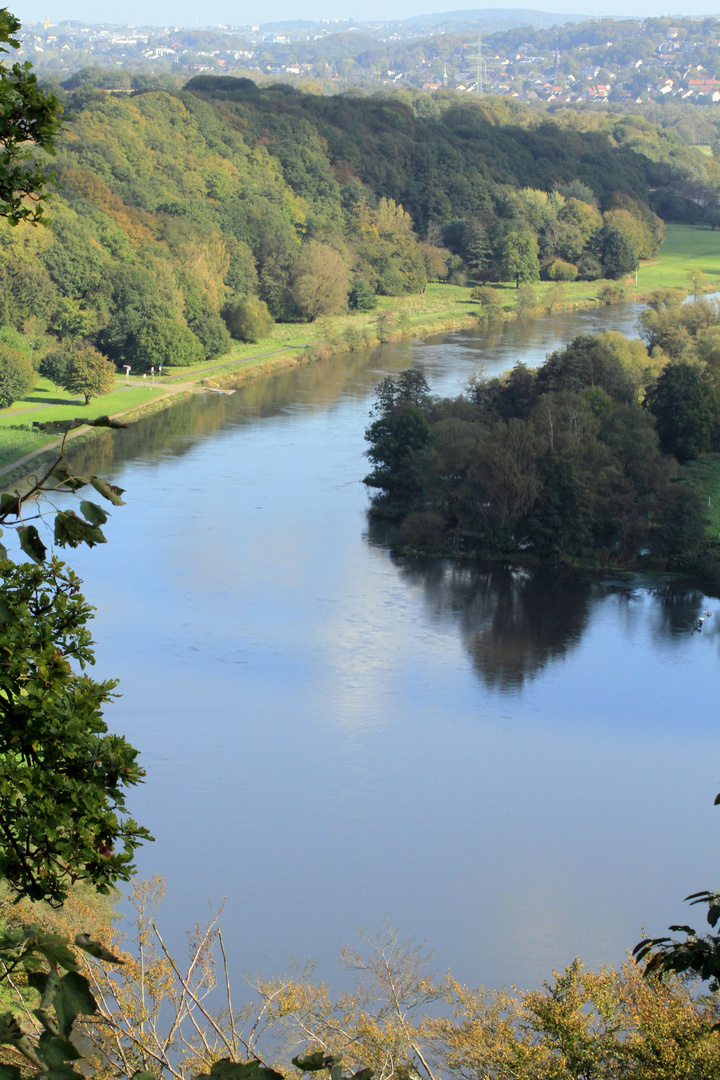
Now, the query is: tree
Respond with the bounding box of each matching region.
[601,225,637,279]
[462,219,492,282]
[498,229,540,288]
[293,240,350,322]
[50,297,94,344]
[0,557,151,904]
[646,361,720,461]
[0,8,63,225]
[348,275,376,312]
[0,340,32,404]
[59,344,116,405]
[223,295,274,342]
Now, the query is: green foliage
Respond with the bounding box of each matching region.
[364,333,720,571]
[545,259,577,282]
[49,298,93,343]
[0,557,151,905]
[223,295,274,343]
[601,225,638,279]
[348,276,376,312]
[38,348,69,387]
[293,240,349,322]
[647,361,720,461]
[56,344,115,405]
[0,9,63,225]
[497,229,540,288]
[0,341,32,405]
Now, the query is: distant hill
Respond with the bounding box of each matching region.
[388,8,587,32]
[259,9,587,36]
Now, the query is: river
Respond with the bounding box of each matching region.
[57,303,720,996]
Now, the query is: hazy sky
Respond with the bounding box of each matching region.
[11,0,720,33]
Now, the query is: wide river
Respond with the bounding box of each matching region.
[59,304,720,996]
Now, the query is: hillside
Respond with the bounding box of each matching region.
[0,80,712,389]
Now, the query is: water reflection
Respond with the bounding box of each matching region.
[392,559,720,691]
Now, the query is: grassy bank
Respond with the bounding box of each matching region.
[1,222,718,480]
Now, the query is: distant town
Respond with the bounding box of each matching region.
[16,12,720,105]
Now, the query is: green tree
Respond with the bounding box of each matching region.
[647,361,720,461]
[601,225,638,279]
[0,8,63,225]
[463,219,492,282]
[0,339,32,404]
[59,344,115,405]
[348,276,376,312]
[0,557,151,904]
[223,295,274,343]
[498,229,540,288]
[49,297,94,344]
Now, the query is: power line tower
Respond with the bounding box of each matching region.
[465,34,485,96]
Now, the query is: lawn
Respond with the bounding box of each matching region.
[0,378,171,470]
[633,223,720,292]
[681,453,720,538]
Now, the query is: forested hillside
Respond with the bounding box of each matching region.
[0,79,714,390]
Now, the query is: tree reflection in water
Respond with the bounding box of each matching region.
[386,556,720,691]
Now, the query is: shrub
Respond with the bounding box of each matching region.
[598,282,627,305]
[349,276,377,311]
[577,254,603,281]
[471,285,502,318]
[546,259,578,281]
[397,511,445,552]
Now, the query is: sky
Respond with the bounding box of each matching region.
[10,0,720,34]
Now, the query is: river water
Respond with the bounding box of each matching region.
[57,304,720,994]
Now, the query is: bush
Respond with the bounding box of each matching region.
[190,311,232,358]
[546,259,578,281]
[471,285,502,318]
[598,282,627,305]
[577,254,603,281]
[0,345,34,406]
[397,511,445,552]
[223,295,274,343]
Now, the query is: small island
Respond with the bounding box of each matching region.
[365,291,720,579]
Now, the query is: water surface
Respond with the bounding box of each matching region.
[56,305,720,993]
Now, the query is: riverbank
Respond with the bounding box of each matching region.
[0,222,716,485]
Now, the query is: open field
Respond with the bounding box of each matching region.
[1,223,719,477]
[681,453,720,538]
